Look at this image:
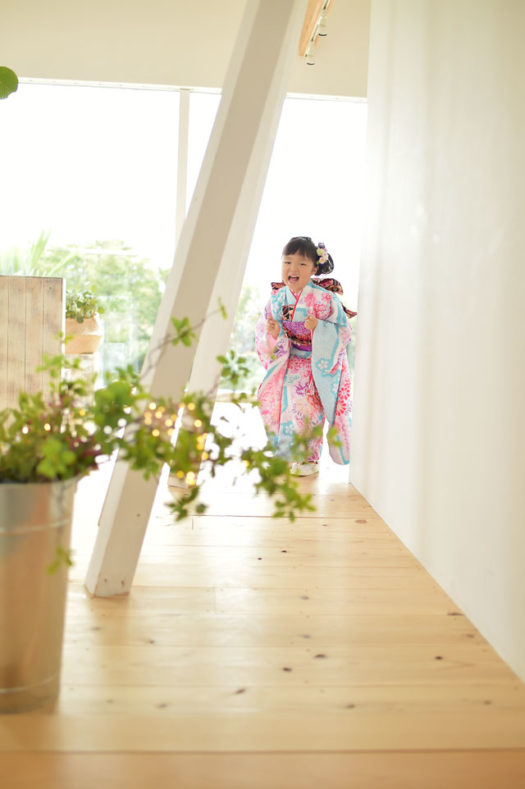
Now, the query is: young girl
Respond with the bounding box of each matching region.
[255,236,355,476]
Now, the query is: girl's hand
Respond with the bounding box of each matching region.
[304,314,318,331]
[266,317,280,339]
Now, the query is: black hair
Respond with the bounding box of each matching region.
[282,236,334,276]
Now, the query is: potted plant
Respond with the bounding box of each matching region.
[0,315,314,713]
[65,289,105,354]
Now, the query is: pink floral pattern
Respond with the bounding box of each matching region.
[255,280,353,464]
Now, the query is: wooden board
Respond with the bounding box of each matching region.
[1,751,525,789]
[0,275,64,409]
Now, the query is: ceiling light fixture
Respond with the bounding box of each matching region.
[301,0,333,67]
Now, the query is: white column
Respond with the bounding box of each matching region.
[175,88,190,244]
[85,0,308,597]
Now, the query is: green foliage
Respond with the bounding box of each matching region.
[326,425,342,451]
[66,290,105,322]
[0,235,266,388]
[0,231,55,275]
[220,283,263,391]
[41,239,167,370]
[47,547,74,575]
[217,349,251,389]
[0,236,167,373]
[238,446,315,522]
[0,66,18,99]
[0,314,316,522]
[171,317,196,347]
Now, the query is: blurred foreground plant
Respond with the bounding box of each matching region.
[0,310,316,522]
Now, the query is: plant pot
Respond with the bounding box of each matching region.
[0,477,78,713]
[65,315,103,354]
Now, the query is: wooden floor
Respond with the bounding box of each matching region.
[2,425,525,787]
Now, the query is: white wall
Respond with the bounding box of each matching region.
[0,0,370,97]
[352,0,525,679]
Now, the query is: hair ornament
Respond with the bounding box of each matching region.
[316,243,329,266]
[314,241,334,275]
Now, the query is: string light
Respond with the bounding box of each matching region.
[196,433,208,451]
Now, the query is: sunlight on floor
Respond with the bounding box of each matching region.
[70,402,351,571]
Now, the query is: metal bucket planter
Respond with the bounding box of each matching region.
[0,477,77,713]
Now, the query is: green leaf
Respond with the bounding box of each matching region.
[171,316,197,347]
[47,546,74,574]
[0,67,18,99]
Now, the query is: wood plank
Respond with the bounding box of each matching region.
[147,516,398,537]
[0,276,63,408]
[43,276,64,355]
[57,642,517,689]
[2,707,525,752]
[56,681,525,718]
[5,275,25,408]
[72,581,458,616]
[61,612,486,649]
[73,541,429,577]
[1,750,525,789]
[122,564,436,589]
[66,598,486,651]
[24,276,45,393]
[0,278,8,407]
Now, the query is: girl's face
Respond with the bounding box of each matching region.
[281,252,317,293]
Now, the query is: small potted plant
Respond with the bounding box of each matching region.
[65,289,105,354]
[0,315,314,713]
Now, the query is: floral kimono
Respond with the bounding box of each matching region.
[255,278,354,464]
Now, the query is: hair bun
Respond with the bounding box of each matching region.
[316,243,334,275]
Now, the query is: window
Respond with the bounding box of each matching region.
[0,83,367,385]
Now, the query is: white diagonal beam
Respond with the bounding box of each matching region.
[85,0,308,597]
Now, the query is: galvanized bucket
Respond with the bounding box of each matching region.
[0,478,77,713]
